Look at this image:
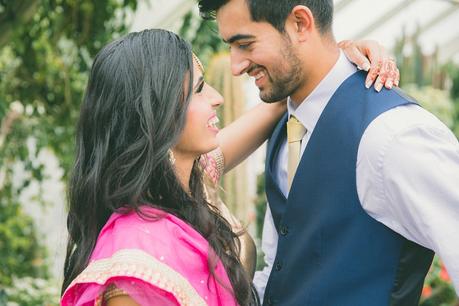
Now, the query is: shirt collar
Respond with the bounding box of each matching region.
[287,51,358,132]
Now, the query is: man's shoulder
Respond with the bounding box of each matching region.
[368,103,449,137]
[358,102,456,162]
[390,87,417,104]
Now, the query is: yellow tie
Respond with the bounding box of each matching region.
[287,116,307,191]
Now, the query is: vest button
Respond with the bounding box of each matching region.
[280,225,289,236]
[275,262,282,271]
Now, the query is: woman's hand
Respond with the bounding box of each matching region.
[338,39,399,92]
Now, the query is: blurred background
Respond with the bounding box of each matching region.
[0,0,458,305]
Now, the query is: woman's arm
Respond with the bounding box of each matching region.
[218,40,400,173]
[218,101,286,172]
[107,295,141,306]
[104,284,178,306]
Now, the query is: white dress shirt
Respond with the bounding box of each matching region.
[253,51,459,300]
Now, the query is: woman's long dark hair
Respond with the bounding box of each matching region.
[62,29,252,305]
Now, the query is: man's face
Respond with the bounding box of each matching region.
[216,0,304,103]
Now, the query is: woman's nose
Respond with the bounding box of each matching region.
[208,86,223,108]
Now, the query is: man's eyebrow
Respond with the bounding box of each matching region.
[224,34,255,44]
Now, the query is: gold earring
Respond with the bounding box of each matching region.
[168,149,176,165]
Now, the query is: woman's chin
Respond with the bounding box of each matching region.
[200,141,219,155]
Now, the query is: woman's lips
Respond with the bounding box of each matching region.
[207,115,220,132]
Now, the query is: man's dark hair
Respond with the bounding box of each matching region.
[199,0,334,34]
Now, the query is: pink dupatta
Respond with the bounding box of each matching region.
[61,206,238,306]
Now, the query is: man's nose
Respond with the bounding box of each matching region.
[230,50,250,76]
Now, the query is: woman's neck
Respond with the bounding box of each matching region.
[172,152,196,193]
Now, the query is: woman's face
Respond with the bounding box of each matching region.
[174,57,223,159]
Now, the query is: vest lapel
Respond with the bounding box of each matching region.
[266,112,288,200]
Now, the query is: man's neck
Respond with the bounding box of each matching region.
[290,45,340,108]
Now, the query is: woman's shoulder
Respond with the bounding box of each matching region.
[91,206,207,261]
[61,206,215,306]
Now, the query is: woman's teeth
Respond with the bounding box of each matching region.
[207,117,220,129]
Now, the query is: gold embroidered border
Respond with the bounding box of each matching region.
[65,248,207,306]
[208,147,224,177]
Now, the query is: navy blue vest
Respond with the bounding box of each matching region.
[263,71,434,306]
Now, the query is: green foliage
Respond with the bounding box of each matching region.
[0,198,48,286]
[449,65,459,101]
[393,27,459,139]
[0,0,137,176]
[446,64,459,137]
[3,277,59,306]
[178,11,227,67]
[403,84,455,128]
[254,173,267,241]
[420,257,458,306]
[254,173,267,270]
[0,0,138,301]
[393,28,437,88]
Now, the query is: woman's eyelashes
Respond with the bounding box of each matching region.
[195,80,205,93]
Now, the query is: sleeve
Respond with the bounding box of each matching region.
[200,147,225,185]
[200,147,241,230]
[60,248,203,306]
[61,277,181,306]
[253,205,278,302]
[102,281,179,306]
[357,105,459,293]
[61,240,209,306]
[61,213,210,306]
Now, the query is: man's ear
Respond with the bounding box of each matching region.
[286,5,315,43]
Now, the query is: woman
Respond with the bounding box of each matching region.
[61,29,399,306]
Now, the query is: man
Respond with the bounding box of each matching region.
[199,1,459,305]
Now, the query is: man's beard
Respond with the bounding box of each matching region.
[259,45,303,103]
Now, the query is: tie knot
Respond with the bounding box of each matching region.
[287,116,307,143]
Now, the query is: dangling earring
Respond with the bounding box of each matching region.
[168,149,176,165]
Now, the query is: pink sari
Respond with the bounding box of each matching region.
[61,205,237,306]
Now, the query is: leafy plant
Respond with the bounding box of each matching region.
[0,0,138,303]
[2,277,59,306]
[0,200,48,286]
[420,258,458,306]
